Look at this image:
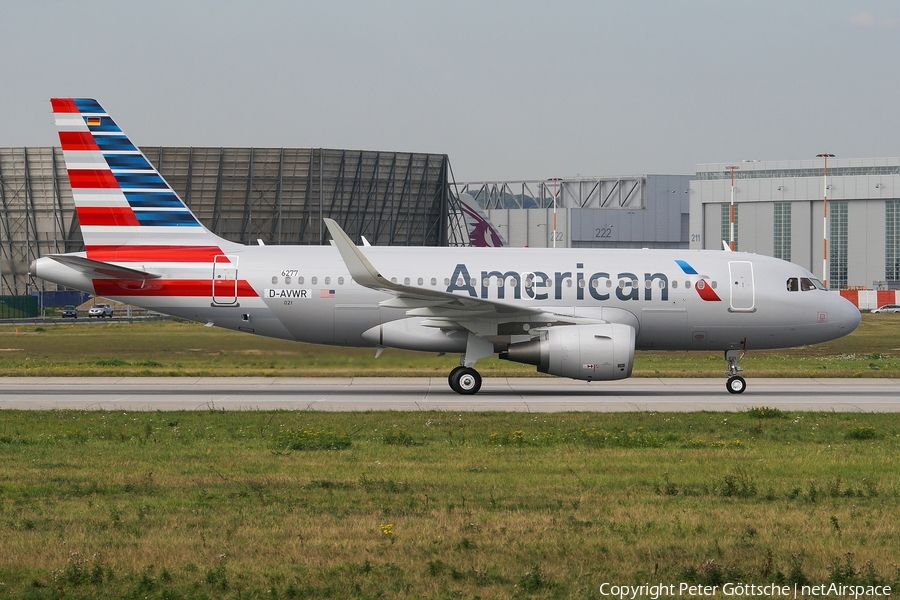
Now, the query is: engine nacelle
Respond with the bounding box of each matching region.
[500,323,635,381]
[362,318,469,353]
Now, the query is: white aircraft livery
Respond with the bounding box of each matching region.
[31,98,862,395]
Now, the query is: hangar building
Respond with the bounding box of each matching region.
[459,175,691,249]
[0,146,464,295]
[689,157,900,290]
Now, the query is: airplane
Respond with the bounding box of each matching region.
[456,192,507,247]
[31,98,862,395]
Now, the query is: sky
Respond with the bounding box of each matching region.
[2,1,899,182]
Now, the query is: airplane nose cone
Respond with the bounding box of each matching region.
[837,294,862,334]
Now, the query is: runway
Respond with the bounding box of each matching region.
[0,377,898,411]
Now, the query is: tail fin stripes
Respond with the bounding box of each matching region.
[52,97,222,250]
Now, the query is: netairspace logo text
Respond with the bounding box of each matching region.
[599,582,892,599]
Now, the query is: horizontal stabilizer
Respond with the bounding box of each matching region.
[47,254,161,280]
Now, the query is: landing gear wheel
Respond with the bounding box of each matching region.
[726,375,746,394]
[449,367,482,395]
[448,366,465,389]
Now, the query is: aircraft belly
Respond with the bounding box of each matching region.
[637,308,688,350]
[687,322,844,351]
[267,300,336,344]
[333,305,381,347]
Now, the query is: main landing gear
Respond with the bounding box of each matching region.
[448,365,482,395]
[725,349,746,394]
[447,332,492,395]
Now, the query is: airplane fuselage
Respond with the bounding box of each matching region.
[34,245,859,354]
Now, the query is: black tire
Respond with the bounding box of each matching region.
[726,375,746,394]
[451,367,482,395]
[447,366,466,391]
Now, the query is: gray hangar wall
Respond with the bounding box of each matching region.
[0,146,461,295]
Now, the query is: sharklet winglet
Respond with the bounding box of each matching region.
[323,218,399,292]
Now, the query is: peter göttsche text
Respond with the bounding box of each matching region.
[599,582,892,599]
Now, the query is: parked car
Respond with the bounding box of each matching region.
[88,303,114,318]
[872,304,900,313]
[61,305,78,318]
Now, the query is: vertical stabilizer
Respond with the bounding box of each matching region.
[51,98,227,255]
[457,193,506,247]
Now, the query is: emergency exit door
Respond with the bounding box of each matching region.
[728,261,755,311]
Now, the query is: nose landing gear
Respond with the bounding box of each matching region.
[725,349,746,394]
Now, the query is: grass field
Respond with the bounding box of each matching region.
[0,410,898,599]
[1,313,899,378]
[1,315,899,598]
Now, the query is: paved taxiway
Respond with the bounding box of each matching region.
[0,377,897,411]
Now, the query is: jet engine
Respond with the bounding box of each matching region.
[500,323,635,381]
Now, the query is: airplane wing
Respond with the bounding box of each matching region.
[45,255,161,280]
[324,218,601,336]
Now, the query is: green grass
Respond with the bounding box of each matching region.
[2,315,897,598]
[0,410,898,598]
[1,313,899,377]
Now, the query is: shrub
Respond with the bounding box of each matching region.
[746,406,784,419]
[845,426,879,440]
[720,469,757,498]
[381,430,421,446]
[272,428,351,451]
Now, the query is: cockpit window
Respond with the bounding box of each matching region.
[787,277,827,292]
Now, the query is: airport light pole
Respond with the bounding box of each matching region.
[725,166,739,250]
[547,178,562,248]
[817,153,834,288]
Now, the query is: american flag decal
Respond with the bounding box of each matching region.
[320,289,335,298]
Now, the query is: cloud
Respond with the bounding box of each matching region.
[849,11,900,28]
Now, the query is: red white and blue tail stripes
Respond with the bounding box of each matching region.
[51,98,257,302]
[52,98,220,248]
